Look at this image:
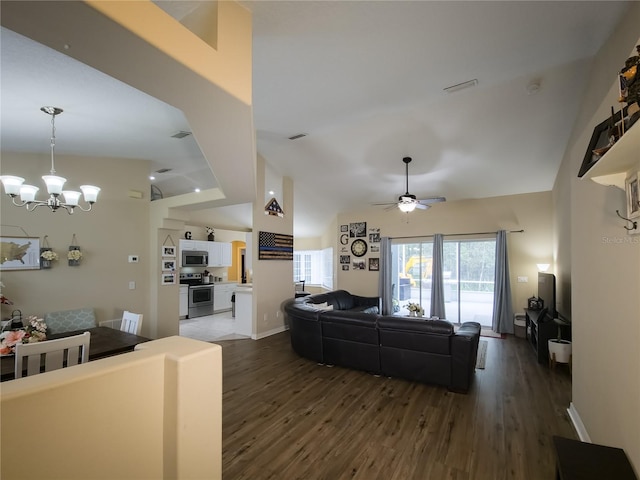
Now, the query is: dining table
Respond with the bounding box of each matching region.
[1,326,151,382]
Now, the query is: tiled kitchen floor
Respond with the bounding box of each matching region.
[179,310,250,342]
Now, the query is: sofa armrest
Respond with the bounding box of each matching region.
[450,322,481,393]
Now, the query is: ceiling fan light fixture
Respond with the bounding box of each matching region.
[398,201,416,213]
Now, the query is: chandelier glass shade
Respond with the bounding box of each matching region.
[398,201,417,213]
[0,106,100,214]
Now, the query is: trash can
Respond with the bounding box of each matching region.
[514,313,526,338]
[231,293,236,318]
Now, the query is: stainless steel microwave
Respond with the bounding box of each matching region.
[182,250,208,267]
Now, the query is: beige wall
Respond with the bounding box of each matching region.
[1,336,222,480]
[331,192,553,313]
[554,5,640,469]
[0,152,152,335]
[251,155,294,337]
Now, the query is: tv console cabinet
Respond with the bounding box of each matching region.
[524,309,571,364]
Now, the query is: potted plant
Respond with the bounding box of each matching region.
[548,325,572,365]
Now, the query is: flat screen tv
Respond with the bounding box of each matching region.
[537,272,556,318]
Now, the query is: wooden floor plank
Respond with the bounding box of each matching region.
[218,331,574,480]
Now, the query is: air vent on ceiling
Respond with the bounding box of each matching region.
[443,79,478,93]
[155,168,172,174]
[171,131,192,139]
[288,133,307,140]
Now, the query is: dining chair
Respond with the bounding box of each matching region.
[120,311,143,335]
[14,331,91,378]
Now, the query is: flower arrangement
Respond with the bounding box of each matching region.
[0,316,47,355]
[68,249,83,261]
[404,302,424,315]
[40,250,58,261]
[205,227,215,235]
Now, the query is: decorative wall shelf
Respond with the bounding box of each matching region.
[583,121,640,190]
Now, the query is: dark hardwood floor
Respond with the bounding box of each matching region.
[218,332,574,480]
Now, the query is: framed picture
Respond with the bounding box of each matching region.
[625,171,640,220]
[162,246,176,257]
[578,107,627,178]
[161,273,176,285]
[368,257,379,271]
[349,222,367,238]
[340,224,348,232]
[340,255,350,264]
[162,259,176,271]
[0,237,41,270]
[342,264,349,271]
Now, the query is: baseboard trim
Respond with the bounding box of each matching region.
[253,325,288,340]
[567,402,591,442]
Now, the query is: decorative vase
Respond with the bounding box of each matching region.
[409,311,417,317]
[208,233,215,242]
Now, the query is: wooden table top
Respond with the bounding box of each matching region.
[1,326,151,382]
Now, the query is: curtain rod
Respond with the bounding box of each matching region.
[392,229,524,241]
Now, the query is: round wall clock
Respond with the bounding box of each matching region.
[351,239,367,257]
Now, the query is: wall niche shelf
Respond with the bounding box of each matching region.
[583,121,639,190]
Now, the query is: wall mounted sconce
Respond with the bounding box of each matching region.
[536,263,550,272]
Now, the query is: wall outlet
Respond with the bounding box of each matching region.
[128,255,139,263]
[517,276,528,283]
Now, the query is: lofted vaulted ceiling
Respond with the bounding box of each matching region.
[1,1,632,237]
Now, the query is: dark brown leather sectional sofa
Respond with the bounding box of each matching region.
[284,290,481,393]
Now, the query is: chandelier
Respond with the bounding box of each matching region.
[0,106,100,214]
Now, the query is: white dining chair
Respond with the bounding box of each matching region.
[14,331,91,378]
[120,311,143,335]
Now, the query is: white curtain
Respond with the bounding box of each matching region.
[378,237,393,315]
[492,230,514,333]
[430,233,446,319]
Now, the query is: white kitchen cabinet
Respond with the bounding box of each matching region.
[208,242,232,267]
[179,285,188,317]
[213,283,234,312]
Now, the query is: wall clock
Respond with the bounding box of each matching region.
[351,239,367,257]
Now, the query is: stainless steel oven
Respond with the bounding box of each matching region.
[188,284,214,318]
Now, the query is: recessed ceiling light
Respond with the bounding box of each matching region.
[194,188,201,193]
[268,190,275,196]
[149,175,156,181]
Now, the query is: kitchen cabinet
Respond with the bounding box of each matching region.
[214,283,234,312]
[208,242,232,267]
[179,285,188,317]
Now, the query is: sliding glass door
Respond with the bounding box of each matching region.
[390,237,496,326]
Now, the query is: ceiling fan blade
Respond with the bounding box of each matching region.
[415,203,429,210]
[371,201,398,206]
[418,196,446,204]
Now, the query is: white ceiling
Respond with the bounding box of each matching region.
[0,1,632,237]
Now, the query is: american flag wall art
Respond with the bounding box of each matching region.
[258,231,293,260]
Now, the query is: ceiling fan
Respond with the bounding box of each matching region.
[373,157,445,213]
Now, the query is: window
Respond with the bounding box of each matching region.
[390,237,495,325]
[293,248,333,290]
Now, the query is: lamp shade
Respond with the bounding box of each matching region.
[42,175,66,195]
[80,185,100,203]
[62,190,81,206]
[19,185,39,202]
[0,175,25,196]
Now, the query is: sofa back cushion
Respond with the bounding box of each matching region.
[304,290,356,311]
[377,317,453,355]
